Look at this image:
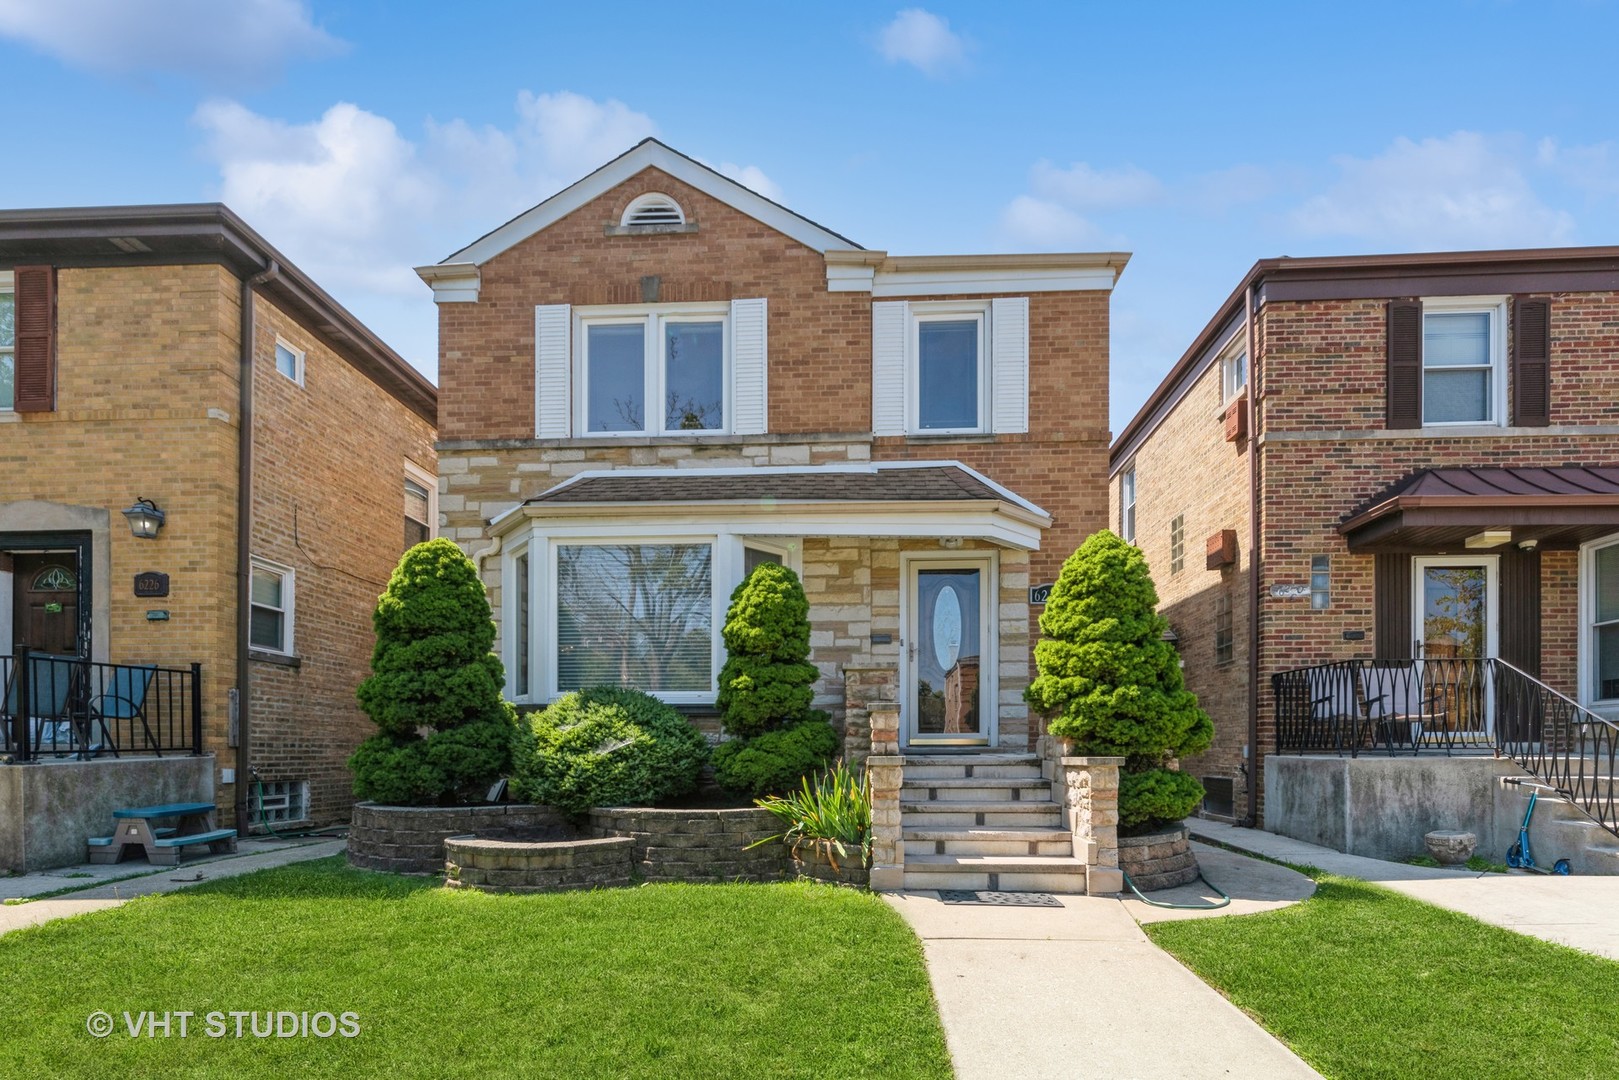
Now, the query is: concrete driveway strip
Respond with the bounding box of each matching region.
[886,891,1322,1080]
[0,839,347,937]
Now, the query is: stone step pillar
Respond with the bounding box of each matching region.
[1062,756,1125,895]
[867,701,903,891]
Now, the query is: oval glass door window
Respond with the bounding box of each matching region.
[932,586,962,670]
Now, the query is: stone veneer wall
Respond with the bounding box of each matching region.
[347,803,570,874]
[584,806,790,883]
[444,835,634,893]
[1117,825,1198,890]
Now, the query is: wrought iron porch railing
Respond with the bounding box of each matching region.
[1273,657,1619,838]
[0,645,203,762]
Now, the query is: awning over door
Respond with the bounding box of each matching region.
[1339,466,1619,552]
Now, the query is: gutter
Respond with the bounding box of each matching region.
[1244,279,1261,828]
[235,258,279,830]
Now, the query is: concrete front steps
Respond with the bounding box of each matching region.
[1501,779,1619,875]
[900,752,1087,892]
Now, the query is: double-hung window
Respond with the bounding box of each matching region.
[913,305,988,433]
[1422,298,1505,425]
[0,271,13,411]
[250,560,294,655]
[580,307,727,435]
[1221,348,1247,403]
[1120,465,1137,543]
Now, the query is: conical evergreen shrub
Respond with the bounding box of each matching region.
[1025,530,1213,829]
[349,538,517,805]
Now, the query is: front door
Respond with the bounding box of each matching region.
[12,552,86,657]
[904,556,995,747]
[1412,556,1497,736]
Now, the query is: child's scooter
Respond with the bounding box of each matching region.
[1505,789,1572,875]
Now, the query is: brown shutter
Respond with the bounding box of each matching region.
[1386,299,1422,429]
[1499,547,1541,676]
[1374,554,1412,659]
[1512,296,1550,427]
[12,265,56,412]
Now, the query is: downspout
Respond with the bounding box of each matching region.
[1244,279,1261,827]
[235,258,279,829]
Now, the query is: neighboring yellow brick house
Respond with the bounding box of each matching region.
[0,205,436,870]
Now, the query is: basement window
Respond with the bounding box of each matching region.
[1201,776,1235,818]
[252,779,309,827]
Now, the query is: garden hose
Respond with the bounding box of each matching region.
[1121,868,1231,910]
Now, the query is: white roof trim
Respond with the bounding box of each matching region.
[414,262,481,304]
[435,139,862,269]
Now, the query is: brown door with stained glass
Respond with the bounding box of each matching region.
[12,552,84,657]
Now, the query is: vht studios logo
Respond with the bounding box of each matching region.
[86,1010,360,1039]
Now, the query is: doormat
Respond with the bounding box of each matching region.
[936,890,1063,907]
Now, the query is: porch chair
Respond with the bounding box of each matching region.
[0,654,82,756]
[88,665,158,756]
[1356,663,1445,752]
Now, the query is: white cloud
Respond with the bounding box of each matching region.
[193,93,781,375]
[1029,161,1163,209]
[998,195,1102,249]
[1537,137,1619,198]
[878,8,968,77]
[0,0,342,85]
[1291,132,1574,249]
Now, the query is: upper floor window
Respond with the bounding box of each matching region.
[0,272,13,411]
[250,559,294,655]
[914,305,988,433]
[620,193,686,228]
[1221,348,1247,403]
[580,307,726,434]
[1422,298,1505,426]
[1120,465,1137,543]
[274,339,304,385]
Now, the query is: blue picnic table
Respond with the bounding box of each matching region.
[86,801,236,866]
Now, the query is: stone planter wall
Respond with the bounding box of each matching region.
[348,802,570,874]
[584,807,790,883]
[790,842,870,887]
[1117,824,1198,891]
[444,835,634,893]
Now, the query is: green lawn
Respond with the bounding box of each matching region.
[0,858,951,1080]
[1146,874,1619,1080]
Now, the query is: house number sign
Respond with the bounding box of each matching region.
[134,572,170,598]
[1029,583,1055,605]
[1269,583,1311,598]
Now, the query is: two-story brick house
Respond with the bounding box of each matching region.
[422,139,1124,892]
[0,205,436,870]
[1111,247,1619,869]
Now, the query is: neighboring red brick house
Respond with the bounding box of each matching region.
[0,206,436,870]
[421,139,1125,892]
[1111,248,1619,867]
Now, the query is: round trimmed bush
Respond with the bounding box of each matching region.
[711,719,839,797]
[511,686,709,816]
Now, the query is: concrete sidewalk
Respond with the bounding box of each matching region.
[1192,820,1619,962]
[886,852,1323,1080]
[0,838,346,937]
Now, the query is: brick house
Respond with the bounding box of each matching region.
[1111,247,1619,868]
[421,139,1126,891]
[0,205,436,870]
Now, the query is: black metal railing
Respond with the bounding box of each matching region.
[1273,656,1619,835]
[1,645,202,762]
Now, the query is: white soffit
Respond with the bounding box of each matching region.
[825,251,1130,296]
[431,139,862,272]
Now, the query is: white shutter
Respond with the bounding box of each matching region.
[534,304,571,438]
[872,300,909,436]
[730,297,768,435]
[991,296,1030,434]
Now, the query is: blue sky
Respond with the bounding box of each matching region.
[3,1,1618,435]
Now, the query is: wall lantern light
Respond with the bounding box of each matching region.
[122,497,166,539]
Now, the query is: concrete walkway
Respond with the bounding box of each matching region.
[0,838,346,937]
[886,849,1322,1080]
[1192,820,1619,962]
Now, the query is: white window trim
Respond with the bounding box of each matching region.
[504,538,537,703]
[907,300,990,436]
[739,536,802,577]
[1219,342,1248,405]
[403,459,438,543]
[1420,295,1507,428]
[1120,464,1137,543]
[273,337,306,386]
[1579,533,1619,712]
[249,557,295,656]
[0,270,13,413]
[574,302,731,437]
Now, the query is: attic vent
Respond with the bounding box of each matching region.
[621,193,685,228]
[108,236,152,253]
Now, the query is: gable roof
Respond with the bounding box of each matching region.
[434,138,864,269]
